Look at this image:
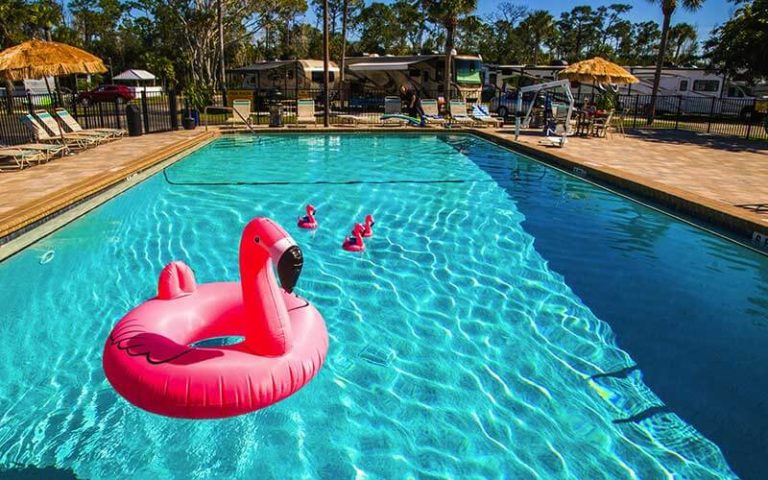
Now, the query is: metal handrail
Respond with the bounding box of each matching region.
[203,105,256,134]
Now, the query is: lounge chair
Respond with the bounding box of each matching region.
[421,99,446,125]
[228,99,253,126]
[54,108,124,139]
[33,110,106,145]
[472,104,503,127]
[1,142,68,160]
[336,97,406,126]
[295,100,317,125]
[592,110,615,138]
[448,100,475,126]
[21,114,98,150]
[0,146,47,170]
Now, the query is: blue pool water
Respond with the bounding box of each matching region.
[0,134,765,479]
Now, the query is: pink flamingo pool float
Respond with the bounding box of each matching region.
[103,218,329,419]
[342,223,366,252]
[361,214,375,238]
[297,204,318,229]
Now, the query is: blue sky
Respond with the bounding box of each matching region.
[331,0,737,38]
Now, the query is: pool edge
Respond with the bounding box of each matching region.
[470,129,768,243]
[0,131,218,262]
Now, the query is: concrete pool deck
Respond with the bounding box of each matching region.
[0,129,215,244]
[474,128,768,242]
[1,125,766,251]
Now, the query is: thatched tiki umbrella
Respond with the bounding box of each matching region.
[0,39,106,107]
[558,57,638,86]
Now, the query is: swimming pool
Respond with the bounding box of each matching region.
[0,133,764,478]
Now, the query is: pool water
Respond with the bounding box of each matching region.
[0,134,763,479]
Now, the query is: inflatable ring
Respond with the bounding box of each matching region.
[103,218,329,419]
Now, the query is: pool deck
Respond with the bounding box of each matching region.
[0,129,215,243]
[473,128,768,240]
[1,125,767,250]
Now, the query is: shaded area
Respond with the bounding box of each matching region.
[628,128,768,153]
[455,135,768,479]
[0,466,79,479]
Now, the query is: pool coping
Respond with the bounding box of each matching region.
[470,129,768,245]
[0,131,217,261]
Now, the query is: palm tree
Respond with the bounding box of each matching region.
[519,10,555,65]
[423,0,478,101]
[647,0,704,124]
[667,22,697,64]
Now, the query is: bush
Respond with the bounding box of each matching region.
[184,83,213,111]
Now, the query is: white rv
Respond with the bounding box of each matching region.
[487,65,758,117]
[227,59,340,93]
[345,54,483,101]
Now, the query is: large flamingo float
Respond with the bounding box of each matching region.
[103,218,328,419]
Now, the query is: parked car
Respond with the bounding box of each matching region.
[78,85,135,105]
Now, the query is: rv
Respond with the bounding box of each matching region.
[345,54,483,101]
[487,64,759,117]
[227,59,340,95]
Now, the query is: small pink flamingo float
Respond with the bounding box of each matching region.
[361,214,375,238]
[103,218,328,419]
[342,223,366,252]
[297,204,318,229]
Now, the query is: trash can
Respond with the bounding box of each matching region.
[126,104,143,136]
[269,91,283,128]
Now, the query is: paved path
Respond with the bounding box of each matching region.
[0,129,213,239]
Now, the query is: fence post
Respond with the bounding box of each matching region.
[632,95,640,128]
[706,97,716,133]
[745,102,753,140]
[169,89,179,130]
[675,95,682,130]
[141,88,150,133]
[26,92,34,115]
[114,98,121,130]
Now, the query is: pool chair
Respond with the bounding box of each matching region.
[471,104,503,127]
[227,99,253,127]
[1,141,69,161]
[21,114,99,150]
[54,108,124,139]
[421,99,446,125]
[448,100,475,126]
[0,146,46,171]
[34,110,107,145]
[295,99,317,125]
[592,110,615,138]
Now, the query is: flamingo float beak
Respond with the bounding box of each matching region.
[249,217,304,293]
[276,244,303,293]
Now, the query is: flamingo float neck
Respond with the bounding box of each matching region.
[238,218,302,356]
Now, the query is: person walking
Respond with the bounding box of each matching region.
[399,83,426,126]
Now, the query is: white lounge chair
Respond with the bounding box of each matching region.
[421,99,446,125]
[228,99,253,126]
[22,114,98,150]
[296,100,317,125]
[449,100,475,126]
[54,108,124,139]
[34,110,106,144]
[472,104,503,127]
[0,146,46,170]
[1,141,68,160]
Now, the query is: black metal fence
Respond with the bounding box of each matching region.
[2,87,766,144]
[490,90,767,140]
[0,89,178,145]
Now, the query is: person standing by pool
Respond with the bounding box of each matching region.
[399,83,426,126]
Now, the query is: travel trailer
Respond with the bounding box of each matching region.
[487,64,759,117]
[345,54,483,101]
[227,59,340,94]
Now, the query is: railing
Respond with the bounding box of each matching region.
[203,105,256,133]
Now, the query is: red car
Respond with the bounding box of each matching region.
[78,84,135,105]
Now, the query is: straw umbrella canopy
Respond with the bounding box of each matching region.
[0,39,106,82]
[558,57,638,85]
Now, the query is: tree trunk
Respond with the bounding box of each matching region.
[648,9,673,125]
[443,20,455,103]
[340,0,348,83]
[4,79,15,114]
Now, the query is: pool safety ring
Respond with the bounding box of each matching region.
[102,218,329,419]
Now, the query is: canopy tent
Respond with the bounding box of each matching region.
[113,69,155,82]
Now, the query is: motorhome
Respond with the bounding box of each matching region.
[345,54,483,101]
[487,64,759,117]
[227,59,340,95]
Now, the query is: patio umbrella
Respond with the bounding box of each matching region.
[0,39,107,81]
[558,57,638,85]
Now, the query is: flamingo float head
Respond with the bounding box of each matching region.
[240,217,304,293]
[306,204,316,216]
[365,214,374,227]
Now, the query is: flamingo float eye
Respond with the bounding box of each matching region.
[254,237,261,244]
